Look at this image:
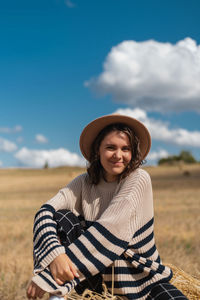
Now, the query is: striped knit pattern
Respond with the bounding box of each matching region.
[31,168,172,299]
[33,204,66,272]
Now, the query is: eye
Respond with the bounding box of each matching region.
[106,146,115,150]
[122,146,131,151]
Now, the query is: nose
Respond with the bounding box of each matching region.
[113,149,122,159]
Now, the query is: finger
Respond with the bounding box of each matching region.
[38,288,45,298]
[55,277,64,285]
[35,285,42,298]
[59,263,75,281]
[39,292,45,299]
[64,268,75,281]
[26,284,32,298]
[68,261,79,278]
[30,284,36,299]
[51,271,66,285]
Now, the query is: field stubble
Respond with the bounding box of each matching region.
[0,165,199,300]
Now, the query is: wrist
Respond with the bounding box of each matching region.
[40,245,66,269]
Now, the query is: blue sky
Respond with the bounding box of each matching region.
[0,0,200,168]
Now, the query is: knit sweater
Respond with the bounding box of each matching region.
[32,168,172,299]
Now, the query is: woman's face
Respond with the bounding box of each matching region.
[99,130,132,182]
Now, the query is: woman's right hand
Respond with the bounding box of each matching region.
[26,281,45,299]
[49,253,79,285]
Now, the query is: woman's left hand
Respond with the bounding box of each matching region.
[26,281,45,299]
[49,253,79,285]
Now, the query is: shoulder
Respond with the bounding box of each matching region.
[118,168,152,195]
[67,172,91,187]
[127,167,151,184]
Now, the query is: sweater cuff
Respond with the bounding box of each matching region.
[39,245,66,270]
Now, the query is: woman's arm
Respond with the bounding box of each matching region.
[33,174,84,272]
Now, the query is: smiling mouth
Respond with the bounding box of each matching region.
[110,161,124,166]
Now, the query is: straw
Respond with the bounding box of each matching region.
[64,263,200,300]
[166,263,200,300]
[66,283,123,300]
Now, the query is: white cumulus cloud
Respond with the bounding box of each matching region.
[113,108,200,148]
[35,134,48,144]
[147,149,169,161]
[86,38,200,113]
[0,125,22,134]
[15,147,85,168]
[0,137,18,152]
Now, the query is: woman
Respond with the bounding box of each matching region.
[27,114,187,299]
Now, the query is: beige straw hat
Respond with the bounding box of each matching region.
[79,114,151,162]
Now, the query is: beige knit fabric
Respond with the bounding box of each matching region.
[32,168,172,299]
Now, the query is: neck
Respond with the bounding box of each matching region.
[103,171,118,182]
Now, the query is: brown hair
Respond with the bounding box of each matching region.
[87,123,143,184]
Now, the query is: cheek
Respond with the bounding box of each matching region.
[100,151,110,164]
[125,152,132,163]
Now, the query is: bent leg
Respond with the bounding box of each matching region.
[147,282,188,299]
[53,209,84,246]
[53,210,103,295]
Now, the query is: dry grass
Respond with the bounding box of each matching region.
[147,164,200,276]
[0,164,199,300]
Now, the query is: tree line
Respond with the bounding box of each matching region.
[158,150,198,165]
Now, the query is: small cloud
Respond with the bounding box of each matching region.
[15,147,85,168]
[35,134,48,144]
[113,107,200,148]
[0,160,3,167]
[0,137,18,152]
[16,136,24,143]
[0,125,23,134]
[147,149,169,161]
[86,38,200,113]
[65,0,76,8]
[14,125,22,132]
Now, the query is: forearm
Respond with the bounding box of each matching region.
[34,204,65,271]
[32,219,130,296]
[33,177,83,270]
[65,214,131,278]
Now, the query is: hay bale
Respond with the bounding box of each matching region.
[65,264,200,300]
[167,263,200,300]
[66,284,122,300]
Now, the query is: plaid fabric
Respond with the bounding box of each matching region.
[147,282,188,299]
[53,210,84,247]
[53,210,103,295]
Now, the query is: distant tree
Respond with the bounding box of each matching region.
[44,160,49,169]
[158,150,196,165]
[179,151,196,163]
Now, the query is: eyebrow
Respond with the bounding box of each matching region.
[105,143,115,147]
[105,143,131,147]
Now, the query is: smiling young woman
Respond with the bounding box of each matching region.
[99,130,132,182]
[27,115,188,300]
[87,122,142,185]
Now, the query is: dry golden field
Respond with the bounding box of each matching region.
[0,164,199,300]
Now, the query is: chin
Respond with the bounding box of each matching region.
[111,168,125,175]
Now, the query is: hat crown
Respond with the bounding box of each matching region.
[80,114,151,162]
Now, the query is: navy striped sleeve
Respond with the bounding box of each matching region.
[66,220,129,278]
[33,204,65,270]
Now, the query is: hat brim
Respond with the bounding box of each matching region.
[79,114,151,162]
